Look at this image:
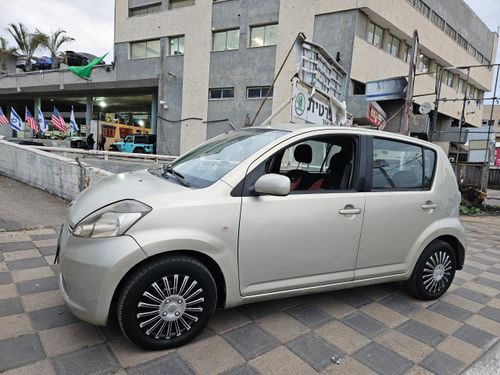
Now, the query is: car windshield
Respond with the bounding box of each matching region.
[167,129,287,188]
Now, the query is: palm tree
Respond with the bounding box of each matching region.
[0,36,17,72]
[38,29,74,68]
[7,23,45,70]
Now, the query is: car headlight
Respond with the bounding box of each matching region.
[72,200,151,238]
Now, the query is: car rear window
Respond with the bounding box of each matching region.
[371,138,436,191]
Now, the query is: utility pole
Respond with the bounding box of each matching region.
[401,30,419,136]
[485,66,499,166]
[455,68,470,172]
[430,68,443,142]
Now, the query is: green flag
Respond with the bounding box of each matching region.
[68,52,108,79]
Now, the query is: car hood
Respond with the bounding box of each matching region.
[68,169,186,227]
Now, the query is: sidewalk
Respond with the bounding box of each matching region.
[0,213,499,374]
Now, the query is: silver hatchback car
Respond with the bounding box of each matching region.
[57,124,466,349]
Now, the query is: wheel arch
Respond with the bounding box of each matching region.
[430,235,465,270]
[109,250,227,319]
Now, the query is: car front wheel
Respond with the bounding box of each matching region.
[117,255,217,350]
[405,240,456,300]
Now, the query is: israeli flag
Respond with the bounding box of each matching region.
[69,106,79,132]
[37,107,48,133]
[10,108,23,132]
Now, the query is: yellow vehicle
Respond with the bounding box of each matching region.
[99,121,151,150]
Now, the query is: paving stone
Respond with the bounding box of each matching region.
[11,266,54,282]
[109,335,173,368]
[208,309,251,334]
[315,320,370,355]
[250,346,316,375]
[322,356,376,375]
[428,301,472,321]
[223,323,279,360]
[462,264,483,275]
[413,309,462,335]
[0,314,34,339]
[52,343,121,375]
[376,329,434,363]
[469,256,495,266]
[441,293,483,313]
[360,302,409,328]
[238,302,277,319]
[33,239,58,248]
[6,257,47,271]
[16,276,58,295]
[177,335,245,375]
[307,295,355,319]
[420,351,464,375]
[478,306,500,323]
[0,297,23,317]
[2,359,55,375]
[2,249,41,261]
[488,267,500,275]
[342,312,386,338]
[21,289,64,312]
[285,304,331,329]
[38,246,57,256]
[353,342,413,375]
[286,332,344,372]
[29,304,78,331]
[397,320,447,347]
[464,281,498,297]
[30,233,59,241]
[437,336,483,366]
[0,334,45,371]
[0,241,35,252]
[333,289,372,308]
[39,322,104,357]
[453,325,497,349]
[474,276,500,290]
[379,295,421,316]
[484,250,500,259]
[127,353,194,375]
[223,365,262,375]
[451,276,466,285]
[466,314,500,336]
[256,311,309,343]
[0,283,18,300]
[453,287,491,304]
[0,271,12,284]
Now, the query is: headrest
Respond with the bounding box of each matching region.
[294,144,312,164]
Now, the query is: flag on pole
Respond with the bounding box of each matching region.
[69,106,79,132]
[68,52,108,80]
[10,108,23,132]
[25,107,38,133]
[0,107,9,126]
[51,107,68,132]
[37,107,48,133]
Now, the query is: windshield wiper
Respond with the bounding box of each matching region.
[162,164,191,187]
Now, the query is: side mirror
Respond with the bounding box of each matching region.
[254,174,291,196]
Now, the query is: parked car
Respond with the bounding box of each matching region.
[69,135,87,149]
[34,56,53,70]
[65,51,104,66]
[57,124,466,350]
[110,134,156,154]
[16,56,36,71]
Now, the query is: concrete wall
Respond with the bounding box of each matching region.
[0,140,112,200]
[114,42,161,81]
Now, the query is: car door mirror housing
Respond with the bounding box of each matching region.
[254,174,291,196]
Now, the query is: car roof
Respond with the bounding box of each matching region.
[256,123,439,150]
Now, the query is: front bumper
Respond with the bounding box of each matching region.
[58,224,147,325]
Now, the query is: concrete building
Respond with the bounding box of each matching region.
[0,0,498,155]
[482,104,500,166]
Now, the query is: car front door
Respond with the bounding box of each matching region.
[238,134,366,296]
[355,136,441,279]
[123,136,134,153]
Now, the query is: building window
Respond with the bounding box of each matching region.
[441,70,454,87]
[213,29,239,51]
[250,24,278,47]
[457,79,466,95]
[445,24,457,40]
[457,34,468,49]
[168,35,185,55]
[476,52,484,64]
[415,0,431,17]
[417,54,430,73]
[431,12,445,30]
[366,21,383,48]
[467,44,476,57]
[209,87,234,100]
[130,39,160,59]
[169,0,195,9]
[129,3,161,17]
[247,86,273,99]
[386,35,400,57]
[404,46,412,63]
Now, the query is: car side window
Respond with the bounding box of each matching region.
[372,138,435,191]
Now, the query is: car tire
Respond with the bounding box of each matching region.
[110,145,119,152]
[405,240,456,300]
[117,255,217,350]
[134,147,145,154]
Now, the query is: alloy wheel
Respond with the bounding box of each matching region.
[422,251,452,293]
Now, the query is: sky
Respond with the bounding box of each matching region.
[0,0,499,91]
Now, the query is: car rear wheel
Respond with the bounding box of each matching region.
[405,240,456,300]
[117,255,217,350]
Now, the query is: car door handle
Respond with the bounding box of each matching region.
[421,202,437,210]
[338,207,362,215]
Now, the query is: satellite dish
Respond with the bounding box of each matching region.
[419,102,432,114]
